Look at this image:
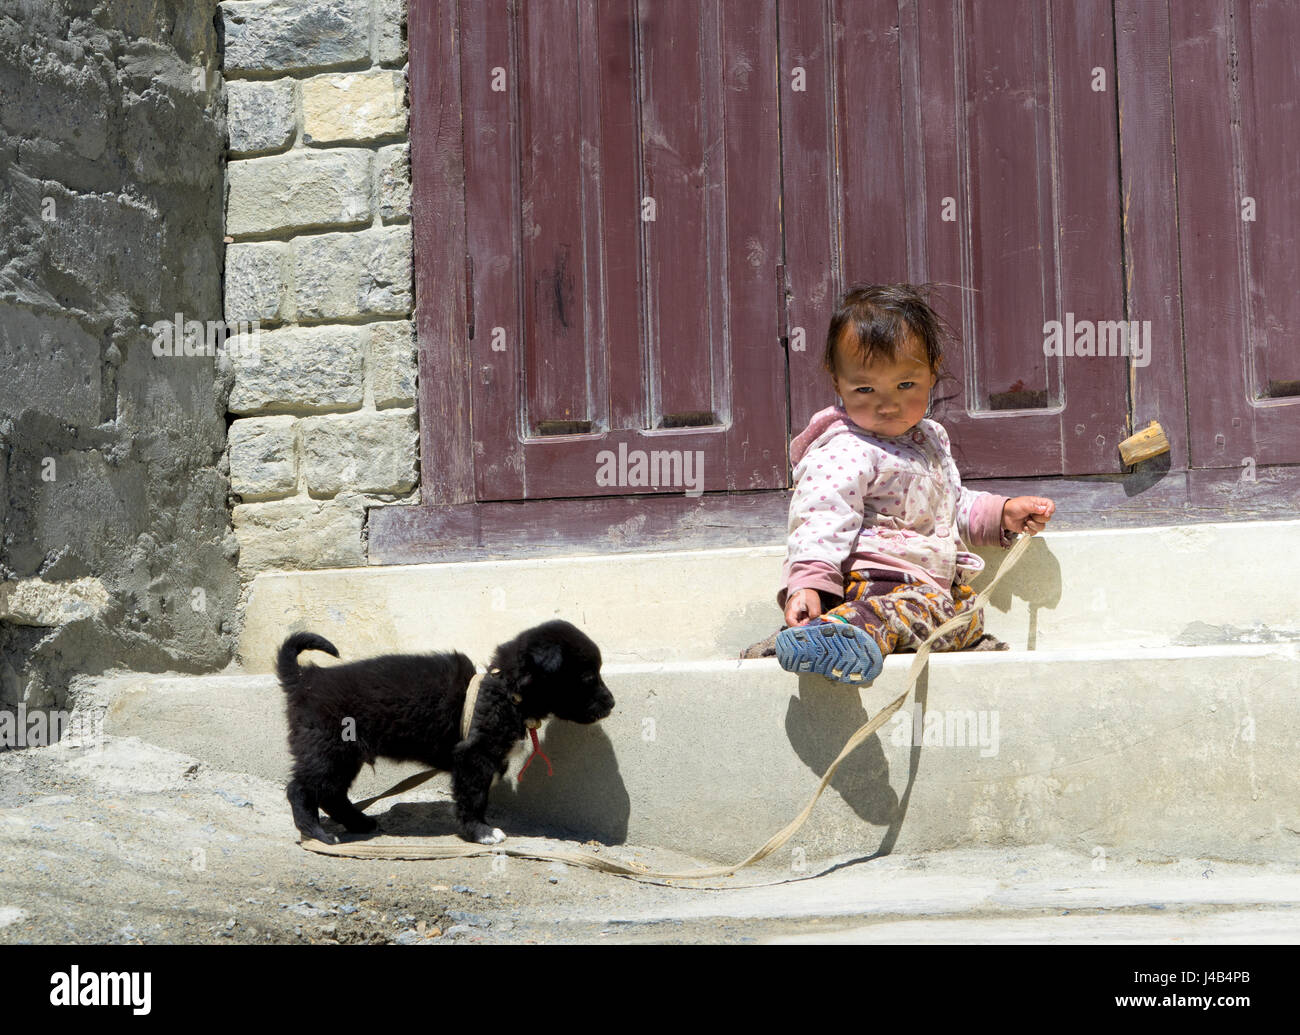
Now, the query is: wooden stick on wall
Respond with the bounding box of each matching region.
[1118,420,1171,465]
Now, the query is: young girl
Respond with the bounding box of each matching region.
[774,284,1055,683]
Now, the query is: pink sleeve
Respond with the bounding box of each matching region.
[930,420,1014,548]
[960,490,1013,547]
[778,559,843,609]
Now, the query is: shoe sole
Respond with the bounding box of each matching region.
[776,622,884,683]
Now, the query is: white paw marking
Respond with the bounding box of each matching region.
[477,827,506,845]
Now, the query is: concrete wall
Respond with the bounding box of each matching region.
[0,0,237,708]
[219,0,417,578]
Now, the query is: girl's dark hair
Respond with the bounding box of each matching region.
[823,283,952,377]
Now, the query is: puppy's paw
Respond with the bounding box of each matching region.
[344,815,378,834]
[461,822,506,845]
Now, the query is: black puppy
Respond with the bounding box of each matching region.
[275,620,614,845]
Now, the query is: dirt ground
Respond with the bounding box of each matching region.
[0,722,869,946]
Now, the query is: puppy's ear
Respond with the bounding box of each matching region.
[528,641,563,675]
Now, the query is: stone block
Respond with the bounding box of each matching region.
[300,410,416,494]
[222,0,370,74]
[232,494,368,572]
[226,149,371,237]
[228,415,297,499]
[228,325,364,414]
[376,0,408,64]
[302,69,406,144]
[368,320,416,407]
[293,226,412,319]
[226,79,296,155]
[224,241,290,324]
[376,142,410,222]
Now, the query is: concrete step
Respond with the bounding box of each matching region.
[542,844,1300,944]
[236,519,1300,671]
[763,909,1300,944]
[100,640,1300,868]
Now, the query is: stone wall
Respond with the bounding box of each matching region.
[0,0,237,708]
[220,0,417,575]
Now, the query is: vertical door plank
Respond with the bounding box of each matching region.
[518,0,594,433]
[1236,0,1300,455]
[717,1,785,488]
[411,0,475,503]
[779,0,841,430]
[593,0,646,434]
[461,0,526,497]
[1115,0,1188,470]
[1051,0,1131,473]
[962,0,1058,419]
[719,0,788,487]
[638,2,718,424]
[837,1,911,307]
[1169,1,1243,469]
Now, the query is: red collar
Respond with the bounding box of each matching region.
[518,726,553,781]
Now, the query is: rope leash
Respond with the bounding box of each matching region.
[302,533,1035,883]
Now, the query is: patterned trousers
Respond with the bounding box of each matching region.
[821,568,986,656]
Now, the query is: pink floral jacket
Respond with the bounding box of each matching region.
[780,406,1013,607]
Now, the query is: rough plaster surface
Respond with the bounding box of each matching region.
[0,0,237,709]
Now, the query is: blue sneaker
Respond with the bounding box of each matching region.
[776,620,884,683]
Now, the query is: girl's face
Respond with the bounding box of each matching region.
[831,331,937,438]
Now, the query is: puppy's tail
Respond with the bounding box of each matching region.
[276,632,340,688]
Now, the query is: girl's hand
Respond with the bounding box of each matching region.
[1002,496,1056,535]
[784,588,823,627]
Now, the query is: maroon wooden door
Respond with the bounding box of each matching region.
[779,0,1131,479]
[458,0,787,501]
[1167,0,1300,469]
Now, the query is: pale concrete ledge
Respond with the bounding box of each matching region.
[237,519,1300,670]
